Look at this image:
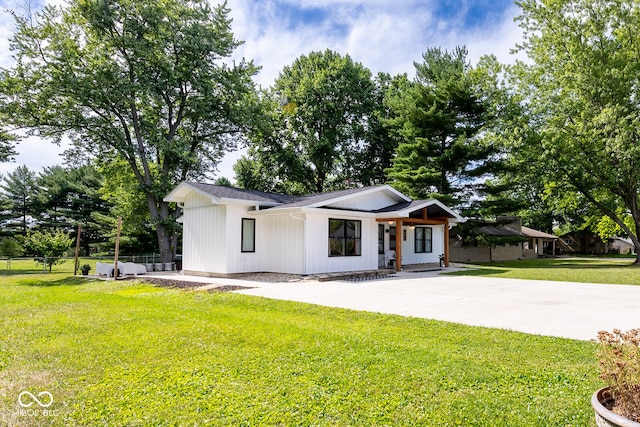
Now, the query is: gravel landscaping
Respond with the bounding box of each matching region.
[139,277,254,292]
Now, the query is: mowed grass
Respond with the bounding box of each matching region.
[0,274,600,426]
[447,256,640,285]
[0,257,102,275]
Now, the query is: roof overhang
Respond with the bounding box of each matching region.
[164,182,282,207]
[164,182,220,204]
[250,206,379,218]
[376,199,465,224]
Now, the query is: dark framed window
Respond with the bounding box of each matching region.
[329,219,361,256]
[378,224,384,255]
[241,218,255,253]
[415,226,432,253]
[389,226,396,251]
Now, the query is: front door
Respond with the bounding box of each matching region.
[378,224,397,268]
[378,224,385,267]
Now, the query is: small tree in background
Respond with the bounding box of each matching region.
[21,230,73,272]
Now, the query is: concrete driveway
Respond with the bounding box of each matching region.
[228,270,640,341]
[154,270,640,341]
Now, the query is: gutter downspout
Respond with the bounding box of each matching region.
[289,212,306,274]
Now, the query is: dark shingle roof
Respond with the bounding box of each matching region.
[187,182,296,204]
[273,186,379,209]
[476,225,525,237]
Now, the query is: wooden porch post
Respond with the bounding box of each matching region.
[395,219,402,272]
[444,217,450,267]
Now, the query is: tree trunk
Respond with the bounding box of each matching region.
[146,192,176,263]
[155,222,175,264]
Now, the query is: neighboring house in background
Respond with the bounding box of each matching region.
[521,226,560,258]
[450,217,559,263]
[164,183,465,276]
[560,230,635,255]
[609,237,635,255]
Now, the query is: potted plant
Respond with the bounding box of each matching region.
[80,264,91,276]
[592,329,640,426]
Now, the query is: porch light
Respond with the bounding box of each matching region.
[387,220,394,225]
[409,224,415,230]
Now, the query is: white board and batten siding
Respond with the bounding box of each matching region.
[182,192,228,274]
[227,206,305,274]
[399,224,446,265]
[304,212,379,275]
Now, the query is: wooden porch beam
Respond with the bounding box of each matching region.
[444,217,450,267]
[376,217,449,225]
[395,219,402,272]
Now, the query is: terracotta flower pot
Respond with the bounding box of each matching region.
[592,387,640,427]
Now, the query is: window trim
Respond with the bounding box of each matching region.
[328,218,362,257]
[414,226,433,254]
[241,218,256,253]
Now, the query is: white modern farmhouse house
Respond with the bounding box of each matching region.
[164,183,465,276]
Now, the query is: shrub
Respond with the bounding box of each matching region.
[596,328,640,422]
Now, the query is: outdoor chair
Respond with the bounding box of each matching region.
[385,250,396,268]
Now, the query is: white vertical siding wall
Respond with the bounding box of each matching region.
[258,213,305,274]
[400,224,445,265]
[226,205,257,273]
[224,206,305,274]
[182,193,228,273]
[304,212,378,274]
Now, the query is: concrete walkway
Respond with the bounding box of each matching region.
[153,270,640,341]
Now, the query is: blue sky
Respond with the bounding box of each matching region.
[0,0,524,178]
[229,0,523,88]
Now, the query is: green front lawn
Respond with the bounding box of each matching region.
[1,274,600,426]
[448,257,640,285]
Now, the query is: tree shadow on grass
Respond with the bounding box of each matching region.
[472,259,637,270]
[445,268,507,277]
[15,276,96,287]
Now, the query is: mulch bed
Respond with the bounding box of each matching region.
[139,277,254,292]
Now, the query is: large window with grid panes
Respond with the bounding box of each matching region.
[329,219,361,256]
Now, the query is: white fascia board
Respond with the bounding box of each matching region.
[250,206,377,218]
[250,207,304,216]
[380,185,413,202]
[301,207,378,218]
[219,198,281,208]
[163,182,220,204]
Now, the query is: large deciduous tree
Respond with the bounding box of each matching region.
[514,0,640,263]
[385,46,496,208]
[236,50,378,194]
[0,0,259,262]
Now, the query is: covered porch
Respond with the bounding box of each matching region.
[375,200,464,272]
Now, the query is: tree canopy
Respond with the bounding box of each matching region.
[385,47,499,208]
[513,0,640,262]
[0,0,259,262]
[236,50,385,194]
